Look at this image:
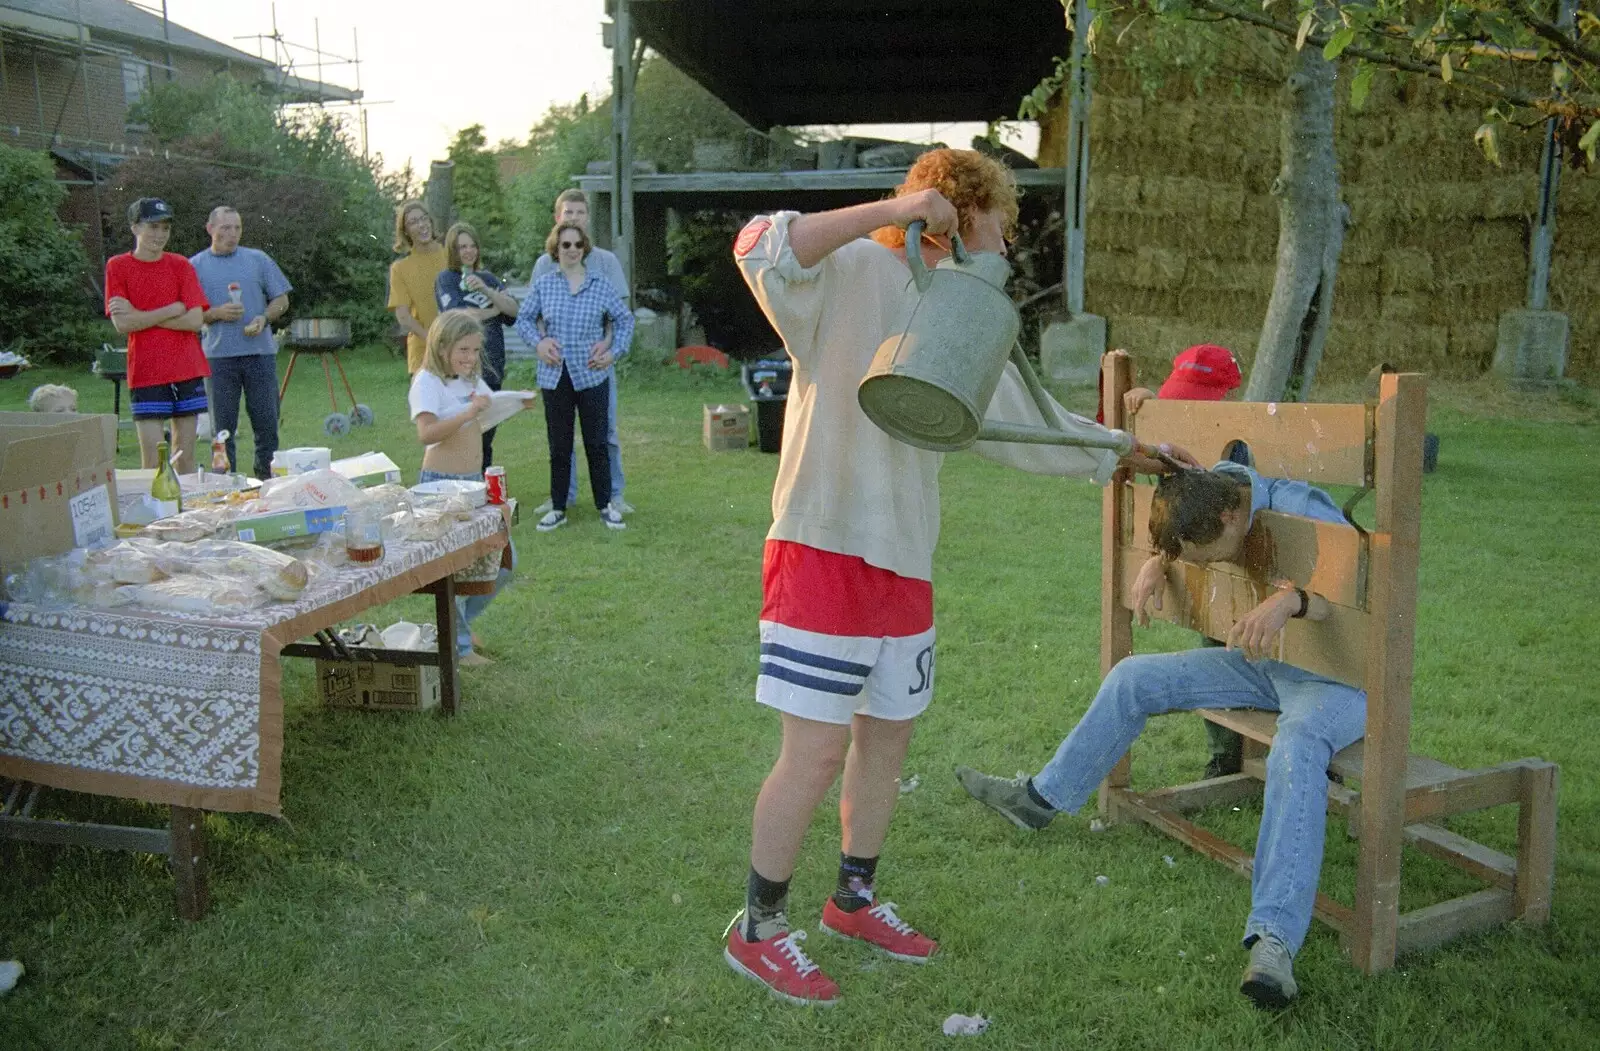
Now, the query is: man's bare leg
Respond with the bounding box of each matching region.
[750,713,851,882]
[170,414,199,475]
[839,713,916,859]
[135,418,166,469]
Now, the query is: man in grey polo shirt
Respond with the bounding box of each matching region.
[532,188,632,513]
[191,206,291,480]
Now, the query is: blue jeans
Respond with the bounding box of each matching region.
[1030,647,1367,956]
[206,354,280,480]
[417,469,515,656]
[567,375,622,506]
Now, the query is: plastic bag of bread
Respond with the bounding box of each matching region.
[125,576,269,614]
[362,484,414,519]
[140,506,236,543]
[83,539,168,585]
[152,539,312,601]
[258,469,365,512]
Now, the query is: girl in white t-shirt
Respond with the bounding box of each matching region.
[408,310,531,665]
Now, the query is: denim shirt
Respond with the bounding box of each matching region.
[1212,462,1348,528]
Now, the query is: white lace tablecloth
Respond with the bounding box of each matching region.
[0,508,506,814]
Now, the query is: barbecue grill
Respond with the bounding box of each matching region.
[277,318,373,437]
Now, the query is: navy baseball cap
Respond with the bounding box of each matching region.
[128,198,175,225]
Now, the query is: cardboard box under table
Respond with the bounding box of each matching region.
[0,506,509,919]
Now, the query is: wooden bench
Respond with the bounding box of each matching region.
[1095,351,1557,973]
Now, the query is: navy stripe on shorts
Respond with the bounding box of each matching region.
[131,377,209,419]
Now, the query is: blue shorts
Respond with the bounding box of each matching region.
[131,378,208,420]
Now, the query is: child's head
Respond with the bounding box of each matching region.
[1149,468,1252,563]
[28,384,78,413]
[873,149,1020,252]
[423,309,485,379]
[1158,344,1241,401]
[126,197,175,254]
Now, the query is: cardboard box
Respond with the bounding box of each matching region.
[317,659,440,711]
[703,403,750,452]
[0,412,119,573]
[331,451,403,488]
[234,506,346,544]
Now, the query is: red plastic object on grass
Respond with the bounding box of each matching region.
[675,345,730,369]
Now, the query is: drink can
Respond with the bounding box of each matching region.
[485,466,507,504]
[227,282,242,306]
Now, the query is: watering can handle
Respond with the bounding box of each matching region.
[903,220,969,292]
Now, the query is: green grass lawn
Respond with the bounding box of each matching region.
[1,349,1597,1050]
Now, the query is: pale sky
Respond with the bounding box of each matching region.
[161,0,1036,176]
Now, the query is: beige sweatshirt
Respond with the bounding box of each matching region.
[735,211,1118,581]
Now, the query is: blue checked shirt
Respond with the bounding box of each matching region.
[515,269,634,392]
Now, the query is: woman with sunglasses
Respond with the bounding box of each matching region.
[514,222,633,532]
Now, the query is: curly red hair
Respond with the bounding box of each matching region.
[872,148,1020,250]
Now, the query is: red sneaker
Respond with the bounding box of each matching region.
[723,913,841,1007]
[819,893,938,963]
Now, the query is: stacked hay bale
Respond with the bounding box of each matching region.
[1040,51,1599,384]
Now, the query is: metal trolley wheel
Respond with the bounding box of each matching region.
[323,412,352,437]
[351,404,374,427]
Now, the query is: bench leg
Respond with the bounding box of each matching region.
[1515,762,1558,925]
[1098,755,1133,824]
[170,806,209,921]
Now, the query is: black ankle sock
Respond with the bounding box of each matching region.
[1025,778,1056,811]
[744,867,790,940]
[832,852,879,913]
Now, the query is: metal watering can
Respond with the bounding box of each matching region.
[857,220,1137,457]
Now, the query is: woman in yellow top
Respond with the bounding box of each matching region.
[386,199,448,373]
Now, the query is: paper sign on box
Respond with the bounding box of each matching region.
[0,412,119,572]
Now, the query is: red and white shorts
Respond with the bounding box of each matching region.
[757,540,936,725]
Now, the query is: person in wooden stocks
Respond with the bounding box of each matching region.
[723,148,1192,1007]
[105,197,209,473]
[388,199,448,374]
[956,462,1357,1009]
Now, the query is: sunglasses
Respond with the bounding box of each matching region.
[559,239,583,249]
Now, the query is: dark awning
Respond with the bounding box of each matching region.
[628,0,1071,128]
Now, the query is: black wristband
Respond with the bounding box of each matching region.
[1291,587,1309,619]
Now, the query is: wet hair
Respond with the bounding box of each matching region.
[393,199,434,253]
[545,222,592,262]
[444,221,481,271]
[1149,469,1249,559]
[421,309,484,380]
[872,148,1020,251]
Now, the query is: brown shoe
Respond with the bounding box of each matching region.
[458,651,493,667]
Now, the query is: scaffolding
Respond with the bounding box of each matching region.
[231,3,373,157]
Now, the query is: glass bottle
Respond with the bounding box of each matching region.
[151,440,183,519]
[211,429,231,475]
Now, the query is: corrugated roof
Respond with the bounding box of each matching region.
[1,0,269,67]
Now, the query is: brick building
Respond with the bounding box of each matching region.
[0,0,358,280]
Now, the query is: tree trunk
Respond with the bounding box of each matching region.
[1246,38,1345,402]
[424,160,455,232]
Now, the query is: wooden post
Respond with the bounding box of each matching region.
[170,806,209,921]
[1346,372,1426,973]
[1062,0,1093,315]
[1098,350,1134,819]
[1514,762,1559,924]
[609,0,636,293]
[435,576,460,717]
[424,160,455,234]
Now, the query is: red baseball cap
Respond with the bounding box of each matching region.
[1157,344,1242,401]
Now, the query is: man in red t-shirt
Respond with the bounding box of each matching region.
[106,197,210,472]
